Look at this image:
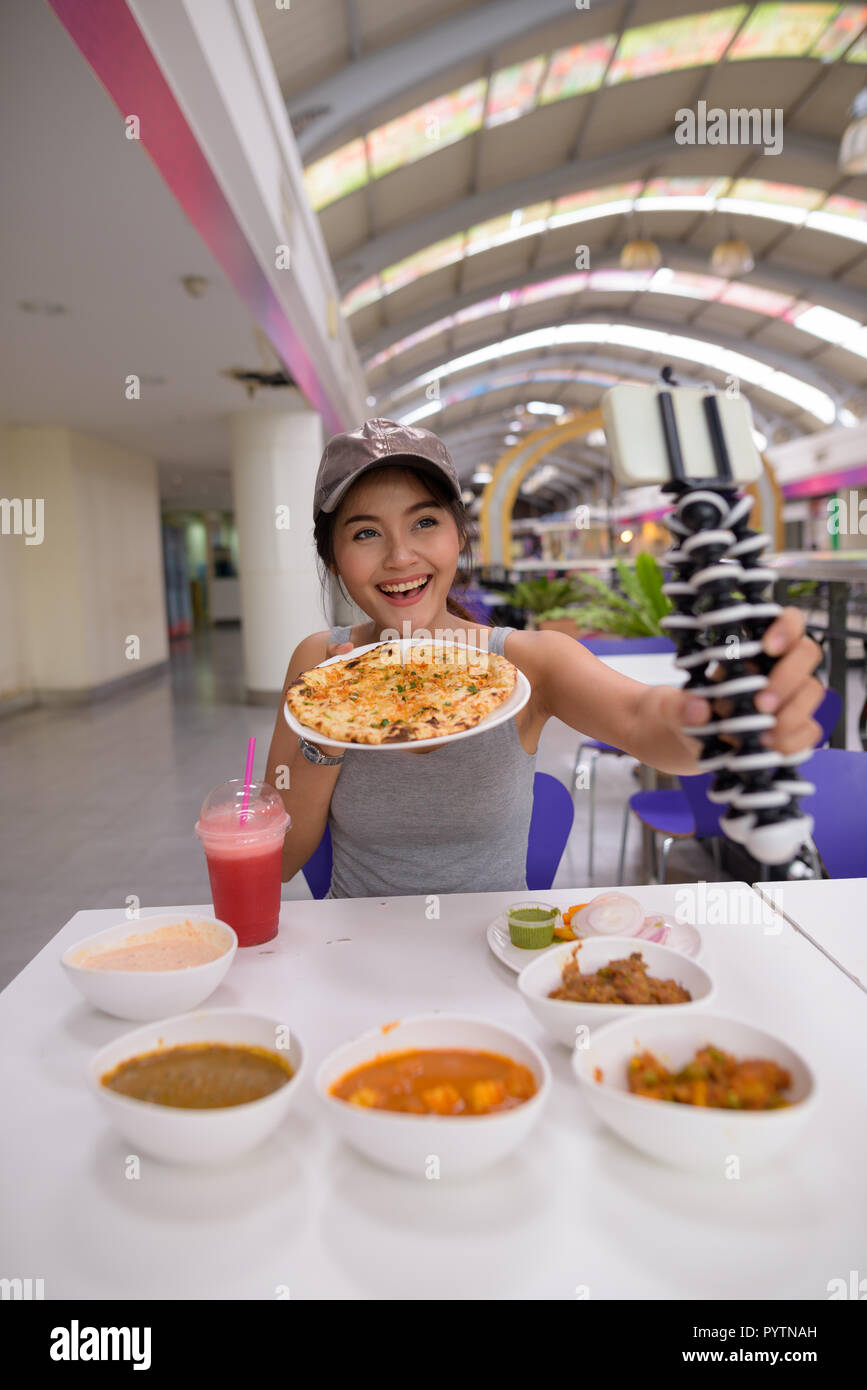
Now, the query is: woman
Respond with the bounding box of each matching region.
[266,418,823,897]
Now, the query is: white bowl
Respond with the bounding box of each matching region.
[572,1012,817,1174]
[316,1014,551,1178]
[89,1009,304,1165]
[518,937,714,1047]
[62,914,237,1020]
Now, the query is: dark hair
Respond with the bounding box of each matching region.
[313,458,483,625]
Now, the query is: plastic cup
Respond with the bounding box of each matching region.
[195,780,290,947]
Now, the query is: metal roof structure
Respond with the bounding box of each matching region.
[254,0,867,509]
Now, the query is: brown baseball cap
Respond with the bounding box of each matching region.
[314,417,463,517]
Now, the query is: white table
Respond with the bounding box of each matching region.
[596,652,682,689]
[753,878,867,994]
[2,882,865,1300]
[595,653,683,878]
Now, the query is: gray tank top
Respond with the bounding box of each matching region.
[325,626,536,898]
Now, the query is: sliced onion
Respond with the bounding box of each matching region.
[636,915,670,945]
[574,892,644,938]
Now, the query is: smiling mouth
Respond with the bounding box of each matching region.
[376,574,432,602]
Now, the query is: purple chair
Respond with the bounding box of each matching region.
[526,772,575,891]
[617,687,843,885]
[301,822,333,900]
[302,772,574,899]
[801,748,867,878]
[573,637,676,879]
[578,637,676,657]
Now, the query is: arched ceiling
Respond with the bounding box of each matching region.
[254,0,867,506]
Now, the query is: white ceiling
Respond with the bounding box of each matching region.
[0,0,301,507]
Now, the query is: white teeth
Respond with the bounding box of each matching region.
[379,578,429,593]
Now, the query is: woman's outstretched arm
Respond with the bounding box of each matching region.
[507,608,823,776]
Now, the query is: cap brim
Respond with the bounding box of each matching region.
[317,454,460,514]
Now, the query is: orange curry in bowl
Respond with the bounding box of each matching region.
[331,1048,536,1116]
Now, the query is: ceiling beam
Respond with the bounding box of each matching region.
[344,0,362,60]
[387,352,786,438]
[378,319,850,413]
[291,0,577,159]
[359,247,867,365]
[333,133,839,291]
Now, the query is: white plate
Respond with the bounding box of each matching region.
[283,638,531,752]
[487,913,703,974]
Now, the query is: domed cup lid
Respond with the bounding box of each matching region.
[195,779,289,846]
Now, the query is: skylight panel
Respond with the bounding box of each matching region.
[607,8,747,84]
[538,37,617,103]
[810,4,867,59]
[367,79,486,180]
[379,234,465,295]
[729,3,840,60]
[304,138,368,212]
[486,58,546,126]
[341,275,380,317]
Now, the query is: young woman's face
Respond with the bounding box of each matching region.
[332,466,461,629]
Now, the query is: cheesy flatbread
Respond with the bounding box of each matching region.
[286,641,517,745]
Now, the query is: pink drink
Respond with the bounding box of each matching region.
[195,781,289,947]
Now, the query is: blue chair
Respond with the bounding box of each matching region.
[526,771,575,890]
[573,636,677,879]
[578,637,676,657]
[302,771,574,899]
[802,748,867,878]
[617,687,843,884]
[301,823,334,900]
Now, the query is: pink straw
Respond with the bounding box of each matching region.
[240,736,256,823]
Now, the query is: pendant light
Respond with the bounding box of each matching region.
[620,238,662,270]
[710,237,754,277]
[840,89,867,173]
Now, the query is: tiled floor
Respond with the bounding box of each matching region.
[1,626,863,990]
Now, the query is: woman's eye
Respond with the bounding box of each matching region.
[353,527,378,540]
[414,516,438,530]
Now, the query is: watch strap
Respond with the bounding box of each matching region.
[298,734,345,766]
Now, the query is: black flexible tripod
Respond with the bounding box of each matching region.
[604,371,815,868]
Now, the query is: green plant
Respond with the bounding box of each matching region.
[538,555,673,636]
[508,575,583,616]
[787,580,819,601]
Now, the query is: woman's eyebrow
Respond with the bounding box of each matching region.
[342,500,443,526]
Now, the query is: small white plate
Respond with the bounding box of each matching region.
[284,638,531,752]
[487,913,702,974]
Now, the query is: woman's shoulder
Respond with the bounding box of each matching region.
[290,621,372,666]
[291,628,332,664]
[501,625,588,676]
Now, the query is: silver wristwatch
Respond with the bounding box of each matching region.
[298,734,344,766]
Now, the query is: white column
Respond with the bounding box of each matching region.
[230,399,324,701]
